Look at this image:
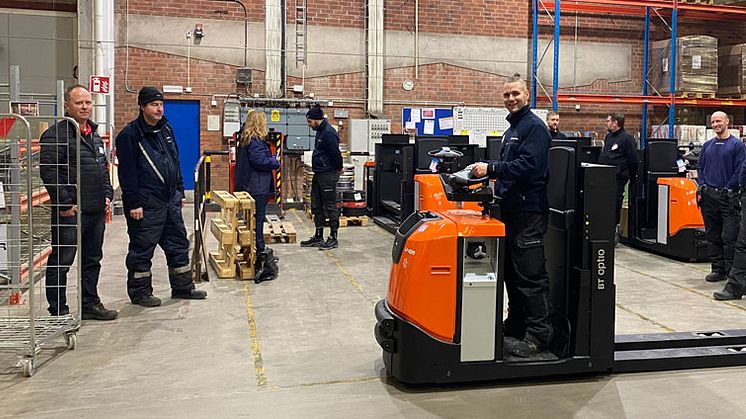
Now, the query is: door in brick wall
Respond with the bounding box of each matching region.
[164,100,200,190]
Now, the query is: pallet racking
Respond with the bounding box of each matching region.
[532,0,746,142]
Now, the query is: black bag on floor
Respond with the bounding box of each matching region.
[254,248,279,284]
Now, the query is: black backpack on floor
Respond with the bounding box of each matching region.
[254,248,279,284]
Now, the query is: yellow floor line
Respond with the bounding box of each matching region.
[323,251,369,298]
[243,283,267,388]
[616,303,676,332]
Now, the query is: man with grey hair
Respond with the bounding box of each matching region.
[698,111,746,287]
[40,84,118,320]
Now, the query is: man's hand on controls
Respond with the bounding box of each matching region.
[130,207,144,220]
[471,162,488,178]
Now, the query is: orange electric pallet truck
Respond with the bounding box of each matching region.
[375,144,746,385]
[622,139,706,262]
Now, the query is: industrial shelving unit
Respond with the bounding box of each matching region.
[531,0,746,142]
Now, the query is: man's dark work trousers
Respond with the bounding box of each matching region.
[45,211,105,314]
[311,171,340,230]
[726,194,746,294]
[613,176,629,225]
[701,188,740,276]
[125,193,191,301]
[501,209,554,348]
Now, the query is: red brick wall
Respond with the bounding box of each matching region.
[114,1,746,194]
[114,46,260,191]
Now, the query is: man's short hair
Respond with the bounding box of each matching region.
[64,84,89,103]
[608,112,625,129]
[505,73,529,92]
[546,111,559,120]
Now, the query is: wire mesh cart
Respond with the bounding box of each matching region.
[0,114,81,377]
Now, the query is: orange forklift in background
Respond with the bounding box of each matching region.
[622,139,706,262]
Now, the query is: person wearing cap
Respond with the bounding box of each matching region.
[39,84,118,320]
[301,106,343,250]
[114,86,207,307]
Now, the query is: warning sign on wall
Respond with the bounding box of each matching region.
[89,76,110,94]
[271,110,281,122]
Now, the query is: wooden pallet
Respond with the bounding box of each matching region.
[339,215,369,227]
[263,220,297,243]
[209,251,236,278]
[716,93,746,100]
[676,91,716,99]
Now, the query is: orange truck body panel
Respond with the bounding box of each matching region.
[387,210,505,342]
[415,174,481,212]
[657,177,704,236]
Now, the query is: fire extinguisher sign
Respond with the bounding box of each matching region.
[89,76,111,94]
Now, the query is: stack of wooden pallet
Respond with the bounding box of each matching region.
[263,214,297,243]
[208,190,256,280]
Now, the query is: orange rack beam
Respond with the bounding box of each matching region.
[537,93,746,107]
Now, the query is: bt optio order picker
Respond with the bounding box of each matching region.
[374,143,746,385]
[622,138,707,262]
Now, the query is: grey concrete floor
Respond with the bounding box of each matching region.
[3,208,746,418]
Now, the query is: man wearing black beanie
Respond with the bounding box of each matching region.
[114,86,207,307]
[301,106,343,250]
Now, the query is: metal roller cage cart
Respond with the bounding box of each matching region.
[0,114,82,377]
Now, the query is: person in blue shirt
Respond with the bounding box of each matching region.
[698,111,746,284]
[472,74,552,358]
[234,111,280,255]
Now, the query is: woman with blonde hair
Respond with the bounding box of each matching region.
[234,111,280,260]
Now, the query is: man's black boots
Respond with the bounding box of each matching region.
[301,228,325,247]
[319,229,339,250]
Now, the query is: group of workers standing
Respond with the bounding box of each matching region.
[39,78,745,364]
[40,85,343,321]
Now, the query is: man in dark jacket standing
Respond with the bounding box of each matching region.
[115,87,206,307]
[472,74,553,357]
[40,84,117,320]
[598,112,639,234]
[300,106,343,250]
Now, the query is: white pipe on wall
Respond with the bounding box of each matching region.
[367,0,384,115]
[265,0,283,98]
[93,0,115,133]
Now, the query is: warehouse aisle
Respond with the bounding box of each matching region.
[2,208,746,418]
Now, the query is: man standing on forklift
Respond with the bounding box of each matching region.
[698,111,745,285]
[472,74,553,358]
[598,112,638,243]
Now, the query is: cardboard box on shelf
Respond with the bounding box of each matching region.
[650,35,718,94]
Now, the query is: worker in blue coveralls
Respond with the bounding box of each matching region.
[115,86,207,307]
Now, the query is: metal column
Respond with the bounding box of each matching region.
[552,0,560,111]
[642,6,650,148]
[668,7,678,139]
[532,0,539,108]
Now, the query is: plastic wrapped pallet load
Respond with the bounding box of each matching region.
[718,44,746,98]
[650,35,718,94]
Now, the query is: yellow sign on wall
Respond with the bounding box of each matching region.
[271,110,281,122]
